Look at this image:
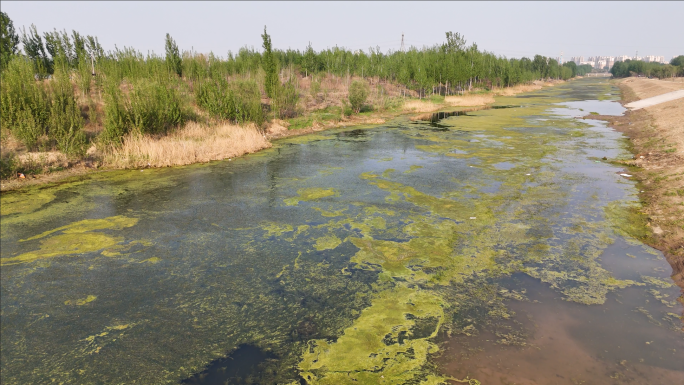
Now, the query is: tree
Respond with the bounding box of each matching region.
[563,61,577,77]
[0,11,19,71]
[261,26,277,98]
[165,33,182,77]
[670,55,684,67]
[443,31,466,54]
[302,42,317,77]
[21,24,51,75]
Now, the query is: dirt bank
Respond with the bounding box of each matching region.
[597,77,684,291]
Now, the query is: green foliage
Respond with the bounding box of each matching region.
[195,76,265,125]
[0,56,50,150]
[48,65,87,155]
[76,56,92,95]
[611,60,679,79]
[443,31,466,53]
[0,150,18,179]
[262,26,278,98]
[100,79,186,146]
[101,82,128,146]
[670,55,684,67]
[0,11,20,71]
[273,78,300,119]
[20,24,51,76]
[348,80,370,113]
[575,64,593,76]
[126,80,185,134]
[165,33,182,77]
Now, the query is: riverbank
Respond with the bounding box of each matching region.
[0,79,565,192]
[599,77,684,289]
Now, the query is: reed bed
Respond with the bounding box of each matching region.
[105,122,270,168]
[444,94,495,107]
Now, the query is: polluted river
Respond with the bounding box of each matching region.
[1,78,682,384]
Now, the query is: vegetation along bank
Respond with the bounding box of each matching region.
[2,11,590,190]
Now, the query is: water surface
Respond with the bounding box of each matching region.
[1,78,681,384]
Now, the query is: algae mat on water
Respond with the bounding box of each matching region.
[1,79,680,385]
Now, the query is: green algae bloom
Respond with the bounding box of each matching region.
[2,78,676,385]
[1,190,55,216]
[2,216,138,265]
[65,295,97,306]
[284,188,338,206]
[299,285,446,384]
[314,234,343,251]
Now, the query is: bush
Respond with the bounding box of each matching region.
[126,79,185,134]
[0,151,18,179]
[273,79,299,119]
[348,80,370,113]
[195,76,266,125]
[0,56,50,150]
[101,82,128,146]
[48,69,87,155]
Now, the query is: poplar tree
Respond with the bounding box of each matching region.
[261,26,277,98]
[165,33,182,77]
[0,11,19,71]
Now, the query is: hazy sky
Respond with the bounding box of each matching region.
[3,1,682,61]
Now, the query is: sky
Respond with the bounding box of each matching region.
[3,1,683,61]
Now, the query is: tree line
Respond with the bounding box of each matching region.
[610,56,684,79]
[1,11,594,159]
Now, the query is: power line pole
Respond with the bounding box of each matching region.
[400,33,405,53]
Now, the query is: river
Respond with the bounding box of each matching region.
[1,78,682,384]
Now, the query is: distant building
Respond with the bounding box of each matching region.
[643,55,665,63]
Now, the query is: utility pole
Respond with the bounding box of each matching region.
[400,33,405,53]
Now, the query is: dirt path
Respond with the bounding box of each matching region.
[625,89,684,110]
[605,77,684,291]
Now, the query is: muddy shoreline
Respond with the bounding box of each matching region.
[591,78,684,299]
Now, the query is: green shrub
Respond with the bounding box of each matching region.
[342,100,353,117]
[0,151,18,179]
[101,82,128,146]
[126,79,185,134]
[273,79,299,119]
[77,57,92,95]
[348,80,370,113]
[48,68,87,155]
[195,76,265,125]
[0,56,50,149]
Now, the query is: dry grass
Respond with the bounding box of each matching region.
[401,100,442,113]
[17,151,69,169]
[493,83,543,96]
[444,94,495,107]
[105,122,271,168]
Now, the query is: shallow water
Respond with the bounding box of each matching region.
[1,78,682,384]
